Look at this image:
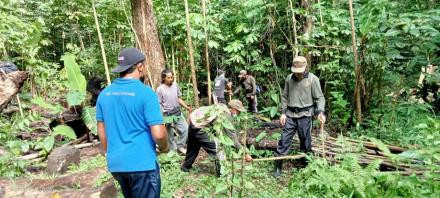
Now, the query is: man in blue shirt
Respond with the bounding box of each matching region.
[96,48,169,198]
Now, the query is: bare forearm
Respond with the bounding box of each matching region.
[97,122,107,153]
[178,98,190,110]
[151,125,169,153]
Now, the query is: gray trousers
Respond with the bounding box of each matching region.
[275,116,313,156]
[165,114,188,150]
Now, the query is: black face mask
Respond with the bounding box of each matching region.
[291,71,309,81]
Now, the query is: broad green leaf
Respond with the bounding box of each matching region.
[66,90,86,107]
[62,54,86,93]
[222,121,235,130]
[31,97,64,114]
[43,136,55,152]
[53,125,77,140]
[82,107,97,135]
[255,132,267,142]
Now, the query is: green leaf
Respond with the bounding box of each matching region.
[82,107,97,135]
[53,125,77,140]
[62,54,86,93]
[66,90,86,107]
[269,107,278,118]
[222,121,235,130]
[42,136,55,152]
[245,181,256,189]
[255,132,267,142]
[215,183,228,193]
[31,97,64,114]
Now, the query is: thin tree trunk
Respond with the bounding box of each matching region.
[184,0,200,107]
[131,0,165,89]
[92,0,111,85]
[348,0,362,122]
[201,0,211,105]
[288,0,299,57]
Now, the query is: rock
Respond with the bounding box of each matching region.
[0,71,27,111]
[46,146,80,174]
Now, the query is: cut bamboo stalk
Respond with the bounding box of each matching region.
[253,154,307,162]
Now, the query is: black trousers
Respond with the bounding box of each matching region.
[246,96,258,113]
[217,97,227,104]
[181,124,217,169]
[275,116,313,156]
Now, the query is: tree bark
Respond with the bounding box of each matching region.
[348,0,362,122]
[131,0,165,89]
[0,71,27,111]
[184,0,200,107]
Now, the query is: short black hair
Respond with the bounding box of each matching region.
[119,61,143,77]
[161,68,173,83]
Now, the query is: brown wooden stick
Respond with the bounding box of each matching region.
[252,154,307,162]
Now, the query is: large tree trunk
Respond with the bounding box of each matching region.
[131,0,165,89]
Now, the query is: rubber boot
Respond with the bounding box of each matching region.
[272,160,283,178]
[214,160,221,177]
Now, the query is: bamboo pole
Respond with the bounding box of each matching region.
[184,0,200,107]
[348,0,362,122]
[92,0,111,86]
[201,0,212,105]
[252,154,307,162]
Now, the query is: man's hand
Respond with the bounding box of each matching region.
[250,95,254,99]
[280,114,287,126]
[244,154,253,162]
[318,112,326,124]
[187,106,192,113]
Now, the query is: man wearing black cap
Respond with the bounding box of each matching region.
[96,48,169,198]
[272,56,326,178]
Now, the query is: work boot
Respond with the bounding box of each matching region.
[272,160,283,178]
[214,160,221,177]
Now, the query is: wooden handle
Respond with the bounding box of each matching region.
[252,154,306,162]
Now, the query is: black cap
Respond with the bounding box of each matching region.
[112,48,146,73]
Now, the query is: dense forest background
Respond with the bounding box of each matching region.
[1,0,439,197]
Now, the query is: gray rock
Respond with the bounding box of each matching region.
[46,146,80,174]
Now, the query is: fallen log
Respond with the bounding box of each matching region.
[0,71,27,111]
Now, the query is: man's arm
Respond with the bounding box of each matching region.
[178,98,192,112]
[281,76,290,114]
[250,76,256,96]
[97,121,107,153]
[311,76,326,123]
[233,83,242,95]
[150,125,169,153]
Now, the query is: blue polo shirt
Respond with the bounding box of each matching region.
[96,78,163,172]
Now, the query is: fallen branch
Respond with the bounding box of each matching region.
[252,154,307,162]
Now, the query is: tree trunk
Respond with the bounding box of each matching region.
[184,0,200,107]
[201,0,211,105]
[131,0,165,89]
[348,0,362,123]
[0,71,27,111]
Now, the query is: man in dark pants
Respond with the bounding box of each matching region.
[181,100,252,176]
[213,69,229,104]
[273,56,326,178]
[233,70,258,113]
[96,48,169,198]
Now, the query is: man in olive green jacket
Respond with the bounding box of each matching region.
[273,56,326,178]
